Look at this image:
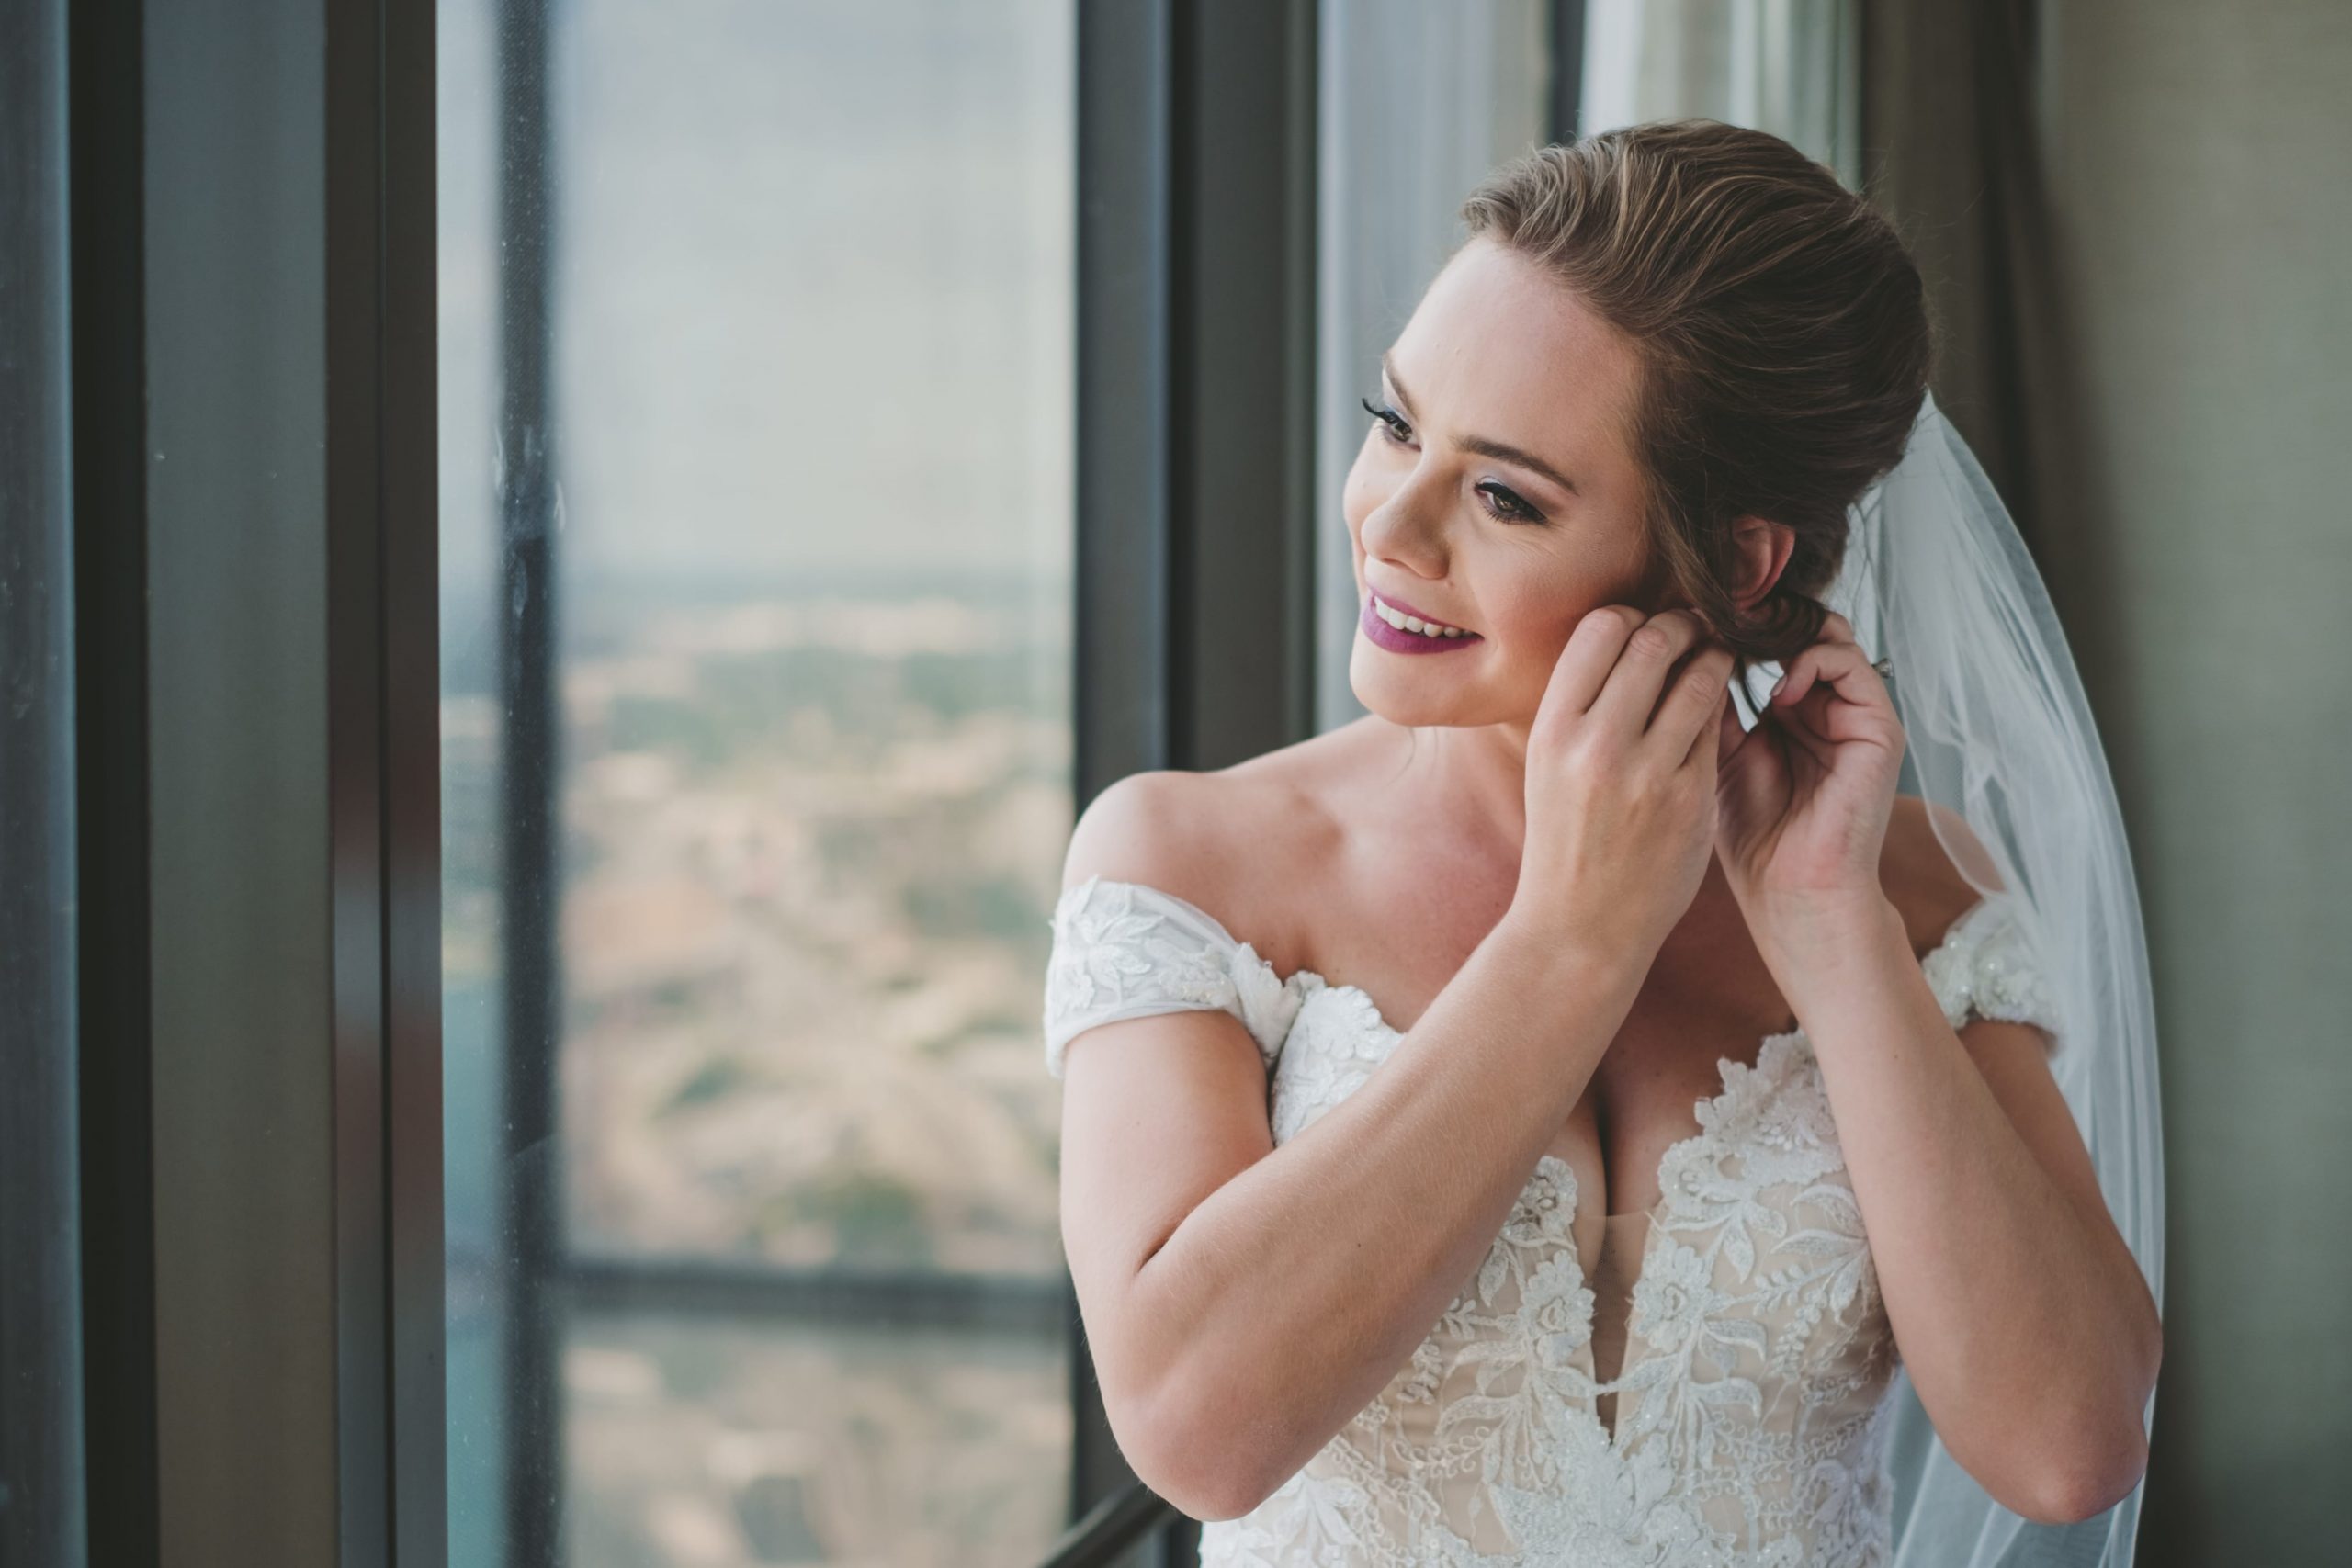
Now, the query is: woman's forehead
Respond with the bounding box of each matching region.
[1389,240,1642,467]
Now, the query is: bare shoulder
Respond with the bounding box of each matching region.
[1059,722,1379,945]
[1879,794,2008,954]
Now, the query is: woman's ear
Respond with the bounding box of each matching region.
[1730,516,1796,614]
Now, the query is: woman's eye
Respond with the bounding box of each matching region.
[1478,482,1543,524]
[1361,393,1545,525]
[1360,395,1410,445]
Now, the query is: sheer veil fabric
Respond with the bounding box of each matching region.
[1763,391,2165,1566]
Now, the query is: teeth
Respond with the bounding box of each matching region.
[1374,594,1466,638]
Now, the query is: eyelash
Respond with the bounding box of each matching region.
[1359,395,1545,525]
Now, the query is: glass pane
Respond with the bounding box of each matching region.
[1313,0,1553,733]
[438,3,1078,1563]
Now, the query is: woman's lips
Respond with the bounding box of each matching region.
[1362,591,1482,654]
[1368,588,1471,633]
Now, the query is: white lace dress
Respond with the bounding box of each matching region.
[1042,874,2064,1568]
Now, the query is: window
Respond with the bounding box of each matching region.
[437,3,1078,1562]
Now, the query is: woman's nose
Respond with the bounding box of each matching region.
[1360,490,1448,572]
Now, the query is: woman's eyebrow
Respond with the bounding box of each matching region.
[1380,351,1580,496]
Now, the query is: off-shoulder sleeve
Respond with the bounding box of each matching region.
[1041,874,1307,1078]
[1919,893,2065,1054]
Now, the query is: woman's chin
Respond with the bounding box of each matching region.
[1348,664,1501,730]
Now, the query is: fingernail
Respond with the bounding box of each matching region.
[1769,673,1786,698]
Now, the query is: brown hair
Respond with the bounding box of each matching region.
[1458,119,1932,687]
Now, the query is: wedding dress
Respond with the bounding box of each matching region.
[1036,387,2162,1566]
[1042,868,2065,1567]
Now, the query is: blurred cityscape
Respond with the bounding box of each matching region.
[443,567,1075,1567]
[436,0,1080,1554]
[447,571,1070,1272]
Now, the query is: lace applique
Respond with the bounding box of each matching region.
[1920,892,2065,1051]
[1041,874,1314,1078]
[1039,879,2063,1565]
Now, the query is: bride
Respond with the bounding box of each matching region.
[1042,120,2163,1567]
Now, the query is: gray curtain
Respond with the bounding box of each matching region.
[1859,0,2071,556]
[1580,0,1861,185]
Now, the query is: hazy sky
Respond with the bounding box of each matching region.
[437,0,1075,594]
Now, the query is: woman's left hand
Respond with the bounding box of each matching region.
[1713,611,1906,925]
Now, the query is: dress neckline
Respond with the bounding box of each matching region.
[1300,975,1816,1225]
[1060,872,1997,1224]
[1059,873,2004,1450]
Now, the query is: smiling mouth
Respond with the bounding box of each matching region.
[1369,591,1476,638]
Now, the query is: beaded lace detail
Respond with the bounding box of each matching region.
[1042,874,2061,1565]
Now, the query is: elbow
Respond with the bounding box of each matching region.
[1116,1373,1281,1524]
[2005,1301,2165,1526]
[2010,1426,2149,1526]
[1154,1463,1272,1526]
[1996,1384,2154,1527]
[1083,1264,1287,1522]
[1976,1357,2160,1525]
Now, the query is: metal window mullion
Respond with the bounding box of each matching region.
[1072,2,1177,1549]
[70,0,159,1557]
[1,0,88,1562]
[380,0,448,1556]
[331,0,446,1560]
[135,1,443,1563]
[490,1,567,1563]
[1552,0,1588,141]
[1071,4,1317,1565]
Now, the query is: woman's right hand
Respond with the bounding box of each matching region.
[1511,606,1736,963]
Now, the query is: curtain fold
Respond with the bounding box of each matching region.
[1580,0,1862,185]
[1860,0,2070,556]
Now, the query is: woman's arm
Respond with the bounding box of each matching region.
[1062,610,1733,1521]
[1714,608,2160,1526]
[1057,776,1654,1521]
[1755,886,2162,1525]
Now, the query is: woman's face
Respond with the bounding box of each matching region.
[1344,235,1659,730]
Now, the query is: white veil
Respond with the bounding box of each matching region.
[1736,389,2165,1565]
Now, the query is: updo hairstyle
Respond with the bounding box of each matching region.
[1458,119,1934,686]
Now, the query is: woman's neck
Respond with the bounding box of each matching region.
[1396,718,1533,860]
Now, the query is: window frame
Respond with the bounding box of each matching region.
[72,0,443,1563]
[6,3,86,1565]
[1073,2,1321,1560]
[74,0,1329,1564]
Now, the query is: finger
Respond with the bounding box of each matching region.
[1696,679,1744,772]
[1533,605,1647,729]
[1818,610,1857,644]
[1589,609,1707,736]
[1771,637,1888,716]
[1653,643,1732,761]
[1685,678,1724,781]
